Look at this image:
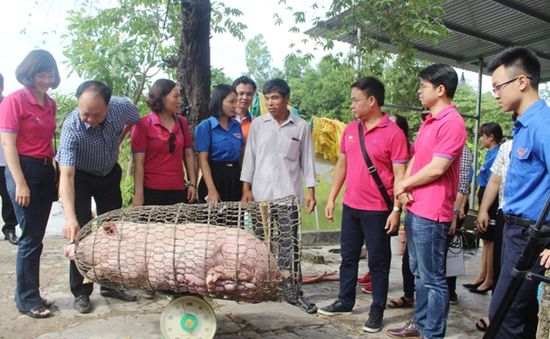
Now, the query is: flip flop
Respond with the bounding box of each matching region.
[387,296,414,308]
[19,305,52,319]
[42,297,55,308]
[475,318,489,332]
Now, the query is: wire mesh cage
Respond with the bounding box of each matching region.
[73,195,302,303]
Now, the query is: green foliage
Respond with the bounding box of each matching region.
[288,55,355,122]
[245,34,279,90]
[50,92,77,132]
[63,0,179,104]
[211,67,232,88]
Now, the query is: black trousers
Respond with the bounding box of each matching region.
[69,164,123,297]
[0,166,18,234]
[143,187,187,205]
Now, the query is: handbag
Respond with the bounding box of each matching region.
[446,234,465,277]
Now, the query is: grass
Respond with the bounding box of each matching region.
[300,175,343,231]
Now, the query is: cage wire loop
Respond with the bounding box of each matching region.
[73,195,302,303]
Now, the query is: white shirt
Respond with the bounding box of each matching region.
[240,112,316,202]
[490,140,513,209]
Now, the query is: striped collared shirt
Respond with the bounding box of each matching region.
[56,96,139,176]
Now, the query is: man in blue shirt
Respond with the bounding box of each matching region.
[487,46,550,338]
[57,80,140,314]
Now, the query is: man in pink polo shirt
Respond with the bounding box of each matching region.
[318,77,409,333]
[388,64,466,339]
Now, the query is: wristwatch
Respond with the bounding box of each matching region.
[392,206,402,213]
[453,209,461,216]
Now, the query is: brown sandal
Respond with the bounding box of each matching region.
[387,296,414,308]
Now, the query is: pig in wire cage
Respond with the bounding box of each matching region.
[73,195,303,304]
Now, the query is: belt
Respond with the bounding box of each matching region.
[19,155,53,165]
[504,214,534,228]
[209,160,238,168]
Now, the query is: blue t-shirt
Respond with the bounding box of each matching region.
[195,116,244,162]
[503,99,550,222]
[477,145,499,187]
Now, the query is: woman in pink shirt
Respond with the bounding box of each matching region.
[0,50,60,318]
[131,79,197,207]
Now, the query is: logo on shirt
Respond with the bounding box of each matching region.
[233,133,242,139]
[517,148,527,158]
[348,135,355,142]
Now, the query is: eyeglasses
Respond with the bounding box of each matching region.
[168,133,176,153]
[492,75,532,95]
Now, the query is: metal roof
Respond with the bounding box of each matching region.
[305,0,550,82]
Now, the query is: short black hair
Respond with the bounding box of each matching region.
[351,76,385,107]
[232,76,257,92]
[487,46,541,90]
[480,122,503,144]
[147,78,177,113]
[0,73,4,88]
[209,84,236,118]
[262,78,290,97]
[76,80,112,105]
[418,63,458,99]
[15,49,60,89]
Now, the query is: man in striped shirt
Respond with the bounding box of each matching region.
[56,80,140,313]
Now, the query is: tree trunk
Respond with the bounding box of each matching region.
[178,0,211,130]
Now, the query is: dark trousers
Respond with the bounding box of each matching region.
[70,164,122,297]
[402,245,415,299]
[5,160,55,311]
[338,204,391,313]
[198,161,241,202]
[492,210,504,289]
[143,187,186,205]
[0,166,18,234]
[488,223,547,339]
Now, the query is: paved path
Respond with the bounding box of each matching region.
[0,202,489,338]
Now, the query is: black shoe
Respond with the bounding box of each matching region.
[100,288,137,302]
[4,230,18,245]
[449,293,458,305]
[363,312,383,333]
[318,300,352,316]
[296,295,317,314]
[73,295,91,314]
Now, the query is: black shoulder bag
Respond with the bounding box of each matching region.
[357,122,394,213]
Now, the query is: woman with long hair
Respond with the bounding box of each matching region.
[195,84,244,203]
[464,122,503,294]
[0,49,60,318]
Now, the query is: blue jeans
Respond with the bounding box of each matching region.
[6,160,55,311]
[338,204,391,314]
[405,211,450,339]
[489,223,545,339]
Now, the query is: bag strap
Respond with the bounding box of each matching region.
[175,114,185,156]
[357,122,394,211]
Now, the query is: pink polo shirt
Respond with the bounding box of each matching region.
[341,115,409,211]
[0,87,56,158]
[131,113,193,190]
[407,105,466,222]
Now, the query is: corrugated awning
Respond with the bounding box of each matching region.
[305,0,550,82]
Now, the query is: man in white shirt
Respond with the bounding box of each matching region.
[241,78,317,313]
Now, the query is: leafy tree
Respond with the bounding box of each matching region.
[63,0,245,126]
[211,67,232,88]
[245,34,276,90]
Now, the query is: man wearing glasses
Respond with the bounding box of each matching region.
[486,46,550,338]
[57,80,140,314]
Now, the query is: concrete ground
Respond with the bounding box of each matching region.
[0,201,490,338]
